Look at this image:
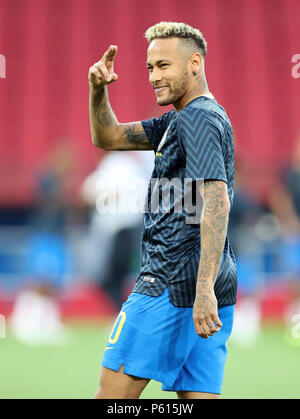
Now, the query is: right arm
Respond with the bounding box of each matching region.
[88,45,153,151]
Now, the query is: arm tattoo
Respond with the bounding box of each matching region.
[91,88,151,150]
[196,180,230,291]
[92,88,114,128]
[92,88,105,108]
[121,124,150,148]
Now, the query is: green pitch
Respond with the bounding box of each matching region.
[0,321,299,399]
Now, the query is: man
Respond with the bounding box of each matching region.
[88,22,237,399]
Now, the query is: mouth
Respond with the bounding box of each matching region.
[154,86,168,93]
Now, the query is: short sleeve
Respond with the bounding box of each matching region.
[177,109,227,183]
[142,110,176,152]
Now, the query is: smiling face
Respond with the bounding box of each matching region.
[146,38,197,110]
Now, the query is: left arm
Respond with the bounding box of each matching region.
[193,180,230,338]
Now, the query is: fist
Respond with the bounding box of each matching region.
[89,45,118,88]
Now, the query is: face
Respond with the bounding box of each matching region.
[146,38,194,108]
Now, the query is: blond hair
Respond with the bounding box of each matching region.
[145,22,207,57]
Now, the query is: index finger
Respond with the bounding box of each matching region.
[102,45,118,62]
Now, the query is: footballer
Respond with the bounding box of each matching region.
[88,22,237,399]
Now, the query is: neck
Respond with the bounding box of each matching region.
[173,75,210,111]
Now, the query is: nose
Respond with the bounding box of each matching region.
[149,67,162,84]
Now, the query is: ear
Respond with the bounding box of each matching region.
[190,52,202,73]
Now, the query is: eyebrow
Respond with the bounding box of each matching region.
[146,59,171,67]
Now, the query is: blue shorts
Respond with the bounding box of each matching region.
[101,288,235,394]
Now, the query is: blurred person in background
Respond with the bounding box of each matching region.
[9,143,73,345]
[227,164,265,346]
[268,131,300,344]
[80,150,153,310]
[228,164,264,254]
[269,131,300,237]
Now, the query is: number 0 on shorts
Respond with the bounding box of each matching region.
[108,311,126,344]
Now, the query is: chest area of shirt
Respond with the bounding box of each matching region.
[154,124,185,178]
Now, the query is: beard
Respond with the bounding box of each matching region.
[156,68,191,106]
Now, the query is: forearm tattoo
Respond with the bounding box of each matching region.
[92,88,114,128]
[196,180,229,291]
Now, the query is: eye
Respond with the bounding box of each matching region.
[160,63,169,69]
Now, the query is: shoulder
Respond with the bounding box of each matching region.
[157,109,177,131]
[161,109,177,122]
[176,105,224,138]
[146,109,176,125]
[142,109,176,134]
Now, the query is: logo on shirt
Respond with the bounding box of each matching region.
[142,276,156,283]
[157,126,170,152]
